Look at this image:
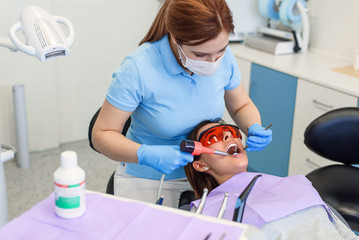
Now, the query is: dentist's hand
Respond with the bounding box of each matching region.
[137,144,193,174]
[246,124,272,152]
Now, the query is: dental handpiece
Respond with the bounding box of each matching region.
[196,188,208,214]
[180,140,229,156]
[217,193,229,219]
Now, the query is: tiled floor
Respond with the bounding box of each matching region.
[4,140,118,220]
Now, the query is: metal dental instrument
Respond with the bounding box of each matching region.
[196,188,208,214]
[180,140,229,156]
[242,123,272,152]
[232,174,262,223]
[217,193,229,219]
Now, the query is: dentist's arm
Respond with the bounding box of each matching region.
[92,100,192,174]
[92,100,139,162]
[225,83,272,152]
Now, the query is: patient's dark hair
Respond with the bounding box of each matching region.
[184,118,225,199]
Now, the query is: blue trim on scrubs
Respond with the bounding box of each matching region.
[107,35,241,180]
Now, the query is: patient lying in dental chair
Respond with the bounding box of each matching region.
[184,119,358,240]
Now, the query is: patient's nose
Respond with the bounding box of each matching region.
[223,131,233,141]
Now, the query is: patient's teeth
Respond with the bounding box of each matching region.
[227,143,238,154]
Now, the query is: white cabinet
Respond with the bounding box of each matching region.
[288,80,358,175]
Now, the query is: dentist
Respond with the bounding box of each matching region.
[92,0,272,207]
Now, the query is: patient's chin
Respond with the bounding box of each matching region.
[235,162,248,173]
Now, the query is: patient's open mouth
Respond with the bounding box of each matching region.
[226,143,241,155]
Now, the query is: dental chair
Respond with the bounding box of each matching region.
[88,107,131,194]
[304,107,359,234]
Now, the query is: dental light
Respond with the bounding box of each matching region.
[0,5,75,227]
[0,5,75,61]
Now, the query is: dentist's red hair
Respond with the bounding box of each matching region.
[139,0,234,46]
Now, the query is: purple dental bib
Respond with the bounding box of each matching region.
[191,172,330,228]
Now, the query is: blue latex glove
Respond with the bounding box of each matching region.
[246,124,272,152]
[137,144,193,174]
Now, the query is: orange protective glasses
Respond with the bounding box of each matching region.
[198,124,242,147]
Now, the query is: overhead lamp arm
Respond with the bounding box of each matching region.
[0,38,17,52]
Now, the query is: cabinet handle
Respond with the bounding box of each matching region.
[305,158,321,169]
[312,99,334,109]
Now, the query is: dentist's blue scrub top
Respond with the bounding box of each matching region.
[106,34,241,180]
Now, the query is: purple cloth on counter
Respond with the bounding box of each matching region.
[191,172,329,228]
[0,193,244,240]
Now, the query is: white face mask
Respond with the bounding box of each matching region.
[177,44,224,76]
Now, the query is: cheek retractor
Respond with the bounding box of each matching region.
[180,140,229,156]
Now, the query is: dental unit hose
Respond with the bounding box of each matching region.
[157,174,165,200]
[233,174,262,223]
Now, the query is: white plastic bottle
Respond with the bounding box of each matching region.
[54,151,86,218]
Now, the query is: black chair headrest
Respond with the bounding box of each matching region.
[304,107,359,164]
[88,108,102,153]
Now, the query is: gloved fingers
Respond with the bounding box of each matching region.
[246,124,273,152]
[253,128,272,137]
[180,152,194,164]
[245,143,266,152]
[246,144,265,152]
[156,160,178,175]
[245,146,260,152]
[137,144,194,175]
[248,124,272,137]
[246,137,272,152]
[173,145,194,164]
[158,153,192,174]
[161,167,175,175]
[247,136,272,144]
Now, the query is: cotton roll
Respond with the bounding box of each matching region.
[279,0,306,27]
[258,0,280,20]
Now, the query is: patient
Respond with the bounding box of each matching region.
[184,119,358,240]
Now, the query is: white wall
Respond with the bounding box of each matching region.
[307,0,359,60]
[0,0,160,152]
[1,0,358,152]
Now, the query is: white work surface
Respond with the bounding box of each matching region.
[229,44,359,98]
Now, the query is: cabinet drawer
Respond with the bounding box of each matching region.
[292,80,357,139]
[288,137,336,176]
[295,80,357,114]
